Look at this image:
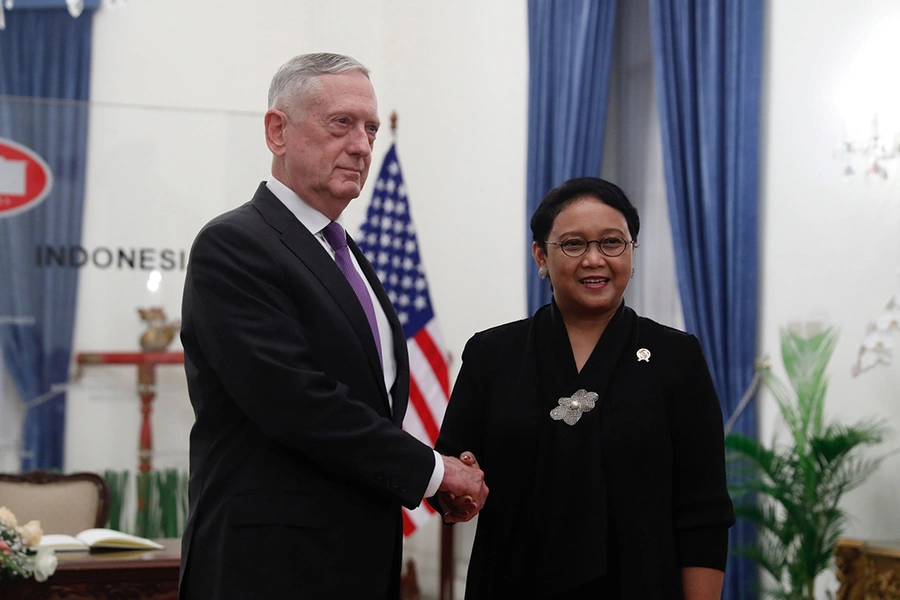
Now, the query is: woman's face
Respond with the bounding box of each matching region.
[532,196,633,321]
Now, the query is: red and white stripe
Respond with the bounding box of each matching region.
[401,319,450,536]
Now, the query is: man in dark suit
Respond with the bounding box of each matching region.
[178,53,488,600]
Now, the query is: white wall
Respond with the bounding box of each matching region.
[26,0,900,597]
[81,0,529,369]
[759,0,900,593]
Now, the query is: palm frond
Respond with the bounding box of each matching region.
[729,325,889,600]
[733,539,785,581]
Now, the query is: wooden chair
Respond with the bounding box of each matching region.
[0,470,110,535]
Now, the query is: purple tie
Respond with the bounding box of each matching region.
[322,221,383,365]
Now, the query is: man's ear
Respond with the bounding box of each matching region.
[264,109,288,156]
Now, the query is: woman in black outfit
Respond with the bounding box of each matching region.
[436,177,734,599]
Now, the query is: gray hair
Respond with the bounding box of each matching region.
[267,53,371,113]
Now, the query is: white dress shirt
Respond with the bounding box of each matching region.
[266,176,443,499]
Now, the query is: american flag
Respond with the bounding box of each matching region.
[357,142,451,536]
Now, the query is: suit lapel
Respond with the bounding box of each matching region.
[249,185,390,410]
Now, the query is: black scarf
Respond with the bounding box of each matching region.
[494,299,636,598]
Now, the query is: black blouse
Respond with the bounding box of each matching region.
[436,301,735,599]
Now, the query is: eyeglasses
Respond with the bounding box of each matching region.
[545,237,634,258]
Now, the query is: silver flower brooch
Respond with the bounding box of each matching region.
[550,389,599,426]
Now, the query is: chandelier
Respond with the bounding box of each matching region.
[835,115,900,180]
[834,13,900,181]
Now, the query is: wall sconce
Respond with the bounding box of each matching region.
[835,115,900,180]
[835,13,900,180]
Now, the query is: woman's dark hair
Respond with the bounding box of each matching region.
[530,177,640,249]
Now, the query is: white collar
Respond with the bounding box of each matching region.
[265,176,332,235]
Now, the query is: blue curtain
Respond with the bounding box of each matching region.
[526,0,617,314]
[0,4,95,470]
[649,1,763,598]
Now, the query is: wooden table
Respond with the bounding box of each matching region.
[0,538,180,599]
[835,538,900,599]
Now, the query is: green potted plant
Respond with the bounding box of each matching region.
[725,326,889,600]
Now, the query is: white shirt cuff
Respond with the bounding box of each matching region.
[424,450,444,498]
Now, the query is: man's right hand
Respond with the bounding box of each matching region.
[437,451,488,523]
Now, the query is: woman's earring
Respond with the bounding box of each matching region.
[539,266,549,280]
[631,266,635,280]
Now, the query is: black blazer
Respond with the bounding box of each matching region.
[436,305,734,599]
[179,183,435,599]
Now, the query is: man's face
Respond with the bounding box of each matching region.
[272,71,380,219]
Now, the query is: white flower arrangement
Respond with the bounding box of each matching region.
[0,506,57,582]
[852,271,900,376]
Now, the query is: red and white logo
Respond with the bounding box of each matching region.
[0,138,54,219]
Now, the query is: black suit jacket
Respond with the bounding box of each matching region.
[179,183,435,599]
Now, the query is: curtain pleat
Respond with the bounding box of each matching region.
[526,0,618,314]
[649,1,763,597]
[0,6,94,470]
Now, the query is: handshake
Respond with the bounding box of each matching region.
[436,452,489,523]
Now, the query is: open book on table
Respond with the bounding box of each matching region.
[38,528,165,552]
